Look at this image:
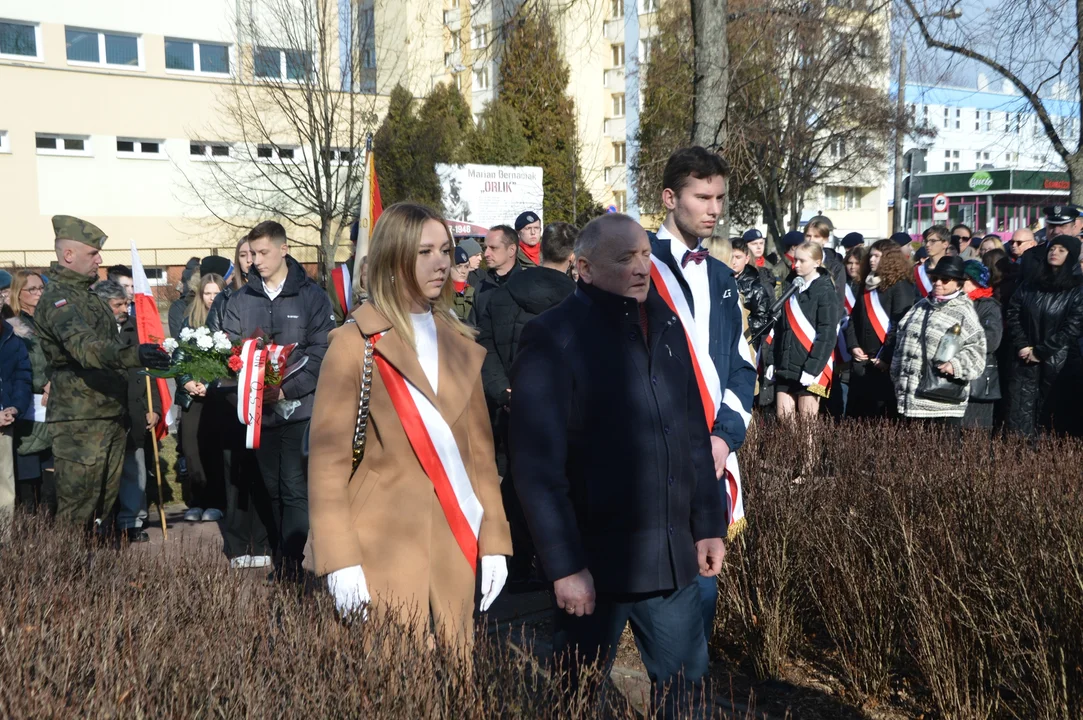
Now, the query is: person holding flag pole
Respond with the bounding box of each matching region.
[330,134,383,325]
[130,242,174,538]
[647,147,757,642]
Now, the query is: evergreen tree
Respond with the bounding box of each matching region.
[373,82,473,210]
[497,8,596,223]
[466,100,530,166]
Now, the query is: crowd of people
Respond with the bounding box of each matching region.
[3,145,1083,717]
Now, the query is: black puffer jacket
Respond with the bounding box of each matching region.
[221,256,335,427]
[478,267,576,409]
[735,264,772,348]
[770,270,840,382]
[1006,264,1083,436]
[205,285,235,333]
[969,295,1003,401]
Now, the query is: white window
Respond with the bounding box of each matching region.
[945,150,951,158]
[613,141,626,164]
[164,38,231,75]
[640,0,660,12]
[472,25,488,49]
[943,107,949,128]
[0,130,9,153]
[830,140,846,157]
[473,66,490,90]
[454,72,462,91]
[640,37,654,65]
[984,111,991,132]
[612,93,625,117]
[953,150,959,158]
[922,105,929,126]
[611,0,625,17]
[254,46,311,81]
[612,44,624,67]
[614,190,627,212]
[116,137,164,158]
[944,161,951,171]
[65,27,142,69]
[975,110,980,131]
[256,144,298,162]
[362,45,376,68]
[144,267,167,287]
[449,33,460,52]
[604,166,612,183]
[190,141,233,160]
[1014,113,1023,135]
[35,133,92,157]
[954,108,961,129]
[825,187,862,211]
[0,19,42,61]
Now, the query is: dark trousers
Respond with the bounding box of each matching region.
[222,444,273,559]
[253,421,308,576]
[554,582,710,719]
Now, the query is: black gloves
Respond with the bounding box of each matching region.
[138,343,172,370]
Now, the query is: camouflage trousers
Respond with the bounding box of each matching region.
[51,419,127,527]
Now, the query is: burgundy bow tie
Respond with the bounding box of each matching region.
[681,248,709,268]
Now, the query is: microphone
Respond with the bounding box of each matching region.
[751,277,802,345]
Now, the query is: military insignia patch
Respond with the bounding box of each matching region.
[54,299,68,307]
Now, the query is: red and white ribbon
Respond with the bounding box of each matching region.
[650,254,747,535]
[236,339,266,449]
[372,334,484,573]
[785,292,833,391]
[235,339,297,449]
[844,283,856,316]
[864,288,890,344]
[915,263,933,298]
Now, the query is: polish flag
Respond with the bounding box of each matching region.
[131,241,173,438]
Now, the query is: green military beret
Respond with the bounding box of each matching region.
[52,215,107,249]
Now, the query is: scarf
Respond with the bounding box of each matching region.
[932,289,962,304]
[967,287,993,301]
[755,256,765,268]
[520,242,542,266]
[453,280,467,294]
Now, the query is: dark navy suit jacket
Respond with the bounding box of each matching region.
[649,232,757,452]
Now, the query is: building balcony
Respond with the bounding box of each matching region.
[605,18,624,42]
[443,8,461,31]
[603,116,626,138]
[604,67,625,90]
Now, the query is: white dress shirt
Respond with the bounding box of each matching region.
[658,223,712,353]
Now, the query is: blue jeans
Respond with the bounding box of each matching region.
[553,581,710,719]
[116,446,148,531]
[695,574,717,644]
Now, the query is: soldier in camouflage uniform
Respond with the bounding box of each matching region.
[35,215,170,529]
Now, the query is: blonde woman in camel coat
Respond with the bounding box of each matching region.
[308,203,512,650]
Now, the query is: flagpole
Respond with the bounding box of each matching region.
[145,374,168,540]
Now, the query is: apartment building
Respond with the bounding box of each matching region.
[0,0,396,272]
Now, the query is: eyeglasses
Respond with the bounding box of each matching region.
[1008,240,1031,246]
[951,235,970,243]
[21,286,45,295]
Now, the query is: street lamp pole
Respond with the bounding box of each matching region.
[892,38,907,234]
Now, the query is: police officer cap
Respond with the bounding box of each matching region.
[808,215,834,231]
[454,246,469,265]
[458,237,483,257]
[514,211,540,231]
[200,255,232,278]
[1043,204,1082,225]
[890,231,913,246]
[742,228,763,242]
[52,215,107,250]
[840,232,864,249]
[782,230,805,247]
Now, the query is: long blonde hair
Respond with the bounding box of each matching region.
[184,273,225,329]
[8,269,44,315]
[367,203,475,349]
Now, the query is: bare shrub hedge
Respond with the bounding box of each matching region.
[718,418,1083,719]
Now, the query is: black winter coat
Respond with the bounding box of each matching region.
[771,271,840,382]
[468,263,523,326]
[205,285,235,333]
[968,295,1003,402]
[735,265,772,347]
[822,247,848,307]
[1006,272,1083,435]
[119,317,163,447]
[510,281,725,595]
[477,267,575,409]
[221,256,335,426]
[845,277,914,369]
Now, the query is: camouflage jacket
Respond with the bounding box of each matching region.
[35,262,139,421]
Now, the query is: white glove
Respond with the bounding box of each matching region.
[799,371,817,387]
[327,564,370,621]
[478,555,508,612]
[764,365,775,381]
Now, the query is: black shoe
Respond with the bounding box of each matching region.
[126,528,150,543]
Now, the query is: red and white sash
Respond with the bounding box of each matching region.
[784,291,833,392]
[844,284,856,316]
[371,333,484,573]
[650,254,747,537]
[331,263,352,318]
[236,339,297,449]
[914,263,933,298]
[864,288,890,344]
[835,284,856,363]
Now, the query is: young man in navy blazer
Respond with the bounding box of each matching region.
[650,147,757,640]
